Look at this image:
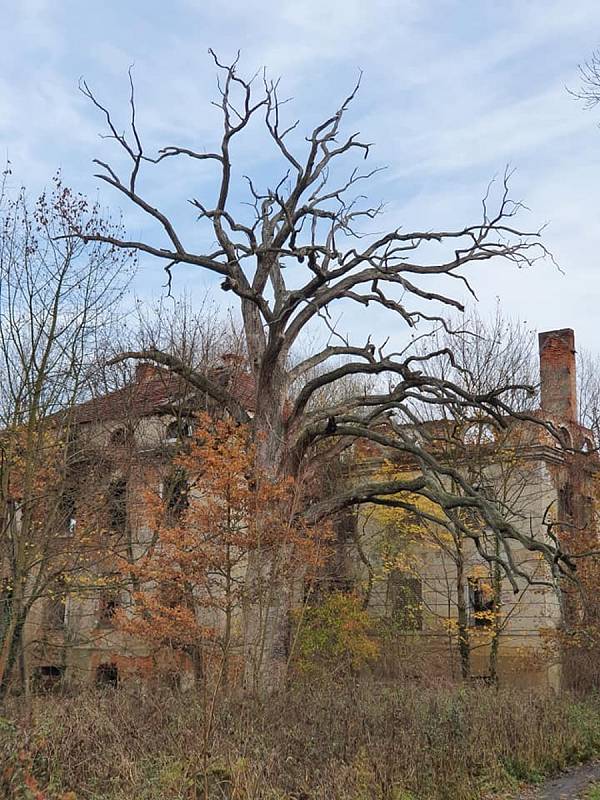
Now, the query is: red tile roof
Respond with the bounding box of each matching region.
[74,365,256,424]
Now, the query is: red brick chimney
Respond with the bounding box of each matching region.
[538,328,577,422]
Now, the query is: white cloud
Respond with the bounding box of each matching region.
[2,0,600,354]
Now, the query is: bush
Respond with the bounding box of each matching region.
[291,592,379,676]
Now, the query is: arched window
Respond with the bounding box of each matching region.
[559,483,574,520]
[45,592,66,630]
[559,426,572,449]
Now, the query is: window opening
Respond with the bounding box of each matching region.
[34,665,64,693]
[96,663,119,687]
[45,595,66,630]
[559,483,575,520]
[110,427,131,446]
[166,417,194,443]
[98,591,119,627]
[163,469,190,519]
[107,478,127,534]
[468,576,494,627]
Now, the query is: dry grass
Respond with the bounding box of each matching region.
[2,680,600,799]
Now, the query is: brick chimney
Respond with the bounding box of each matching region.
[538,328,577,422]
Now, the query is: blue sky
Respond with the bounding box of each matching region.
[3,0,600,352]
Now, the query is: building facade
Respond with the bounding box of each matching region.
[16,329,600,691]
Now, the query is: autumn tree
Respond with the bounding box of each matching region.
[67,53,573,689]
[0,171,131,694]
[120,412,328,689]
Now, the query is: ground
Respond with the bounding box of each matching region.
[513,762,600,799]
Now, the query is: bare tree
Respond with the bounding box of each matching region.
[407,310,542,681]
[66,53,569,689]
[571,49,600,108]
[0,172,131,694]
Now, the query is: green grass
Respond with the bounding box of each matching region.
[585,783,600,799]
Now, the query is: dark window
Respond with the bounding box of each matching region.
[387,571,423,630]
[559,426,572,449]
[107,479,127,534]
[98,592,119,627]
[33,665,64,693]
[45,596,66,630]
[110,427,132,446]
[96,663,119,688]
[163,469,190,519]
[468,576,494,627]
[559,483,574,520]
[337,508,357,541]
[58,486,76,536]
[166,418,194,443]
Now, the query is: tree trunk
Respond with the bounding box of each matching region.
[0,613,26,696]
[242,369,293,692]
[455,537,471,681]
[488,534,502,686]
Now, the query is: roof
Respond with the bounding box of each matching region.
[73,364,256,425]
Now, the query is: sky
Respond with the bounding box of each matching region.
[2,0,600,354]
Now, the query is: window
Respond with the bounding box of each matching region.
[58,487,76,537]
[559,426,572,449]
[98,591,119,627]
[162,469,190,519]
[468,576,494,627]
[387,570,423,630]
[110,427,133,446]
[107,478,127,534]
[166,417,194,443]
[96,663,119,688]
[45,595,66,630]
[33,665,64,693]
[559,483,574,520]
[464,422,495,446]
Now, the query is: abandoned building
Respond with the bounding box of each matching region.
[15,328,600,691]
[353,328,599,689]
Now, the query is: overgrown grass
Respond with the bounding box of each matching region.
[2,681,600,799]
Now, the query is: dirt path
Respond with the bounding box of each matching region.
[514,761,600,799]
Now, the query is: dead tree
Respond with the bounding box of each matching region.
[68,52,570,689]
